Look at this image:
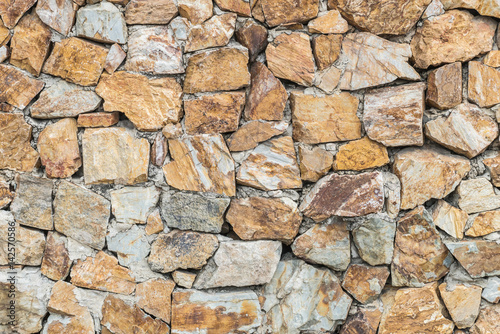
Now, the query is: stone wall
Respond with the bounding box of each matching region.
[0,0,500,333]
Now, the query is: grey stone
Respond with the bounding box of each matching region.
[352,215,396,266]
[76,2,127,44]
[482,276,500,303]
[110,186,160,224]
[107,225,151,267]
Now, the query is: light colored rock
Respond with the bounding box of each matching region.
[298,145,333,182]
[110,186,160,225]
[0,19,9,47]
[0,45,9,63]
[107,225,150,267]
[178,0,212,24]
[308,10,348,34]
[468,61,500,108]
[445,240,500,278]
[235,19,268,62]
[426,62,462,110]
[466,210,500,237]
[430,200,468,239]
[136,278,175,323]
[441,0,500,19]
[227,120,287,151]
[471,303,500,334]
[483,50,500,67]
[342,264,390,304]
[76,2,127,44]
[482,276,500,303]
[483,154,500,187]
[334,137,389,171]
[439,283,482,328]
[172,270,196,289]
[185,13,237,52]
[104,43,126,74]
[77,112,119,128]
[260,0,319,27]
[41,232,71,281]
[67,237,97,262]
[145,209,163,235]
[125,0,178,25]
[457,178,500,214]
[312,34,342,71]
[162,122,183,139]
[314,66,342,94]
[36,0,77,35]
[0,64,44,109]
[0,0,36,28]
[0,113,39,172]
[352,215,395,266]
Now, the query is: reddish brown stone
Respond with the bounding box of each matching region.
[125,0,178,25]
[312,34,342,71]
[426,62,462,110]
[227,120,287,152]
[342,264,390,304]
[214,0,250,16]
[235,19,268,62]
[445,240,500,278]
[41,232,71,281]
[0,0,37,28]
[260,0,319,27]
[0,64,44,109]
[340,303,382,334]
[151,132,168,167]
[77,112,119,128]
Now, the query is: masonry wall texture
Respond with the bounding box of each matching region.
[0,0,500,333]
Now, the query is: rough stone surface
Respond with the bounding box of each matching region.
[483,50,500,67]
[0,0,37,28]
[76,2,127,44]
[445,240,500,277]
[482,277,500,303]
[0,64,44,109]
[185,13,237,52]
[439,283,482,329]
[227,120,287,151]
[214,0,250,16]
[235,19,267,62]
[0,177,12,209]
[111,186,160,224]
[104,43,126,74]
[41,232,71,281]
[483,154,500,187]
[342,264,390,304]
[145,209,163,236]
[298,145,333,182]
[340,302,383,334]
[77,112,119,128]
[457,178,500,214]
[352,216,395,266]
[36,0,77,35]
[426,62,462,110]
[172,270,196,289]
[107,225,151,266]
[0,113,39,172]
[312,34,342,71]
[178,0,212,24]
[136,278,175,323]
[470,303,500,334]
[260,0,319,27]
[468,61,500,108]
[334,137,389,171]
[466,210,500,237]
[430,200,468,239]
[125,0,178,25]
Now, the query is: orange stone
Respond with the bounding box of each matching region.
[77,112,119,128]
[334,137,389,171]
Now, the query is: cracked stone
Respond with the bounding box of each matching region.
[0,64,44,109]
[76,2,127,44]
[352,215,395,266]
[110,186,160,224]
[430,199,468,239]
[468,60,500,108]
[36,0,77,35]
[107,225,151,267]
[298,145,333,182]
[439,283,482,329]
[185,13,237,52]
[227,120,287,152]
[342,264,390,304]
[41,232,71,281]
[457,178,500,214]
[426,62,462,110]
[445,240,500,278]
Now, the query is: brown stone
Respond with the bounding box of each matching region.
[308,10,348,34]
[214,0,250,16]
[97,72,183,131]
[0,0,36,28]
[394,147,471,210]
[125,0,178,24]
[162,122,183,139]
[178,0,213,24]
[483,50,500,67]
[226,197,301,244]
[427,62,462,110]
[150,133,168,167]
[38,118,81,178]
[411,10,496,69]
[43,37,108,86]
[0,19,9,46]
[41,232,71,281]
[299,171,384,221]
[312,34,342,71]
[0,177,12,209]
[446,240,500,277]
[10,13,51,76]
[163,134,236,196]
[468,61,500,108]
[471,303,500,334]
[291,91,361,144]
[172,270,196,289]
[36,0,78,36]
[184,46,250,93]
[260,0,319,27]
[298,146,333,182]
[235,19,268,62]
[439,283,482,329]
[244,62,288,121]
[334,137,389,171]
[314,65,342,94]
[266,32,315,86]
[430,199,468,239]
[0,113,39,172]
[340,302,383,334]
[136,278,175,323]
[227,120,287,152]
[145,209,163,235]
[71,251,135,294]
[77,111,119,128]
[184,92,245,135]
[467,210,500,237]
[185,14,236,53]
[104,43,126,74]
[342,264,390,304]
[0,64,44,109]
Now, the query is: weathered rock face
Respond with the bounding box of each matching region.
[484,154,500,187]
[308,10,348,34]
[76,2,127,44]
[185,14,237,52]
[339,33,420,90]
[36,0,77,35]
[178,0,212,24]
[441,0,500,18]
[334,137,389,171]
[300,172,384,221]
[0,177,13,209]
[342,264,390,304]
[163,134,236,196]
[292,221,350,271]
[77,111,119,128]
[145,209,163,235]
[151,132,168,167]
[468,61,500,108]
[227,120,287,151]
[136,278,175,323]
[107,225,151,266]
[172,270,196,289]
[104,43,126,73]
[426,62,462,110]
[439,283,481,329]
[430,200,468,239]
[41,232,71,281]
[456,178,500,214]
[235,19,267,62]
[393,147,471,210]
[82,128,150,185]
[471,303,500,334]
[260,258,352,333]
[483,50,500,67]
[214,0,250,16]
[312,34,342,72]
[466,210,500,237]
[227,197,301,244]
[171,290,262,334]
[0,64,44,109]
[291,91,361,144]
[340,302,383,334]
[411,10,496,69]
[259,0,319,27]
[266,32,315,86]
[193,240,282,289]
[298,145,333,182]
[482,276,500,303]
[352,216,395,266]
[445,240,500,277]
[125,0,178,25]
[0,0,37,28]
[110,186,160,225]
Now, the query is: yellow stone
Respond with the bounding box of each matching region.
[334,137,389,171]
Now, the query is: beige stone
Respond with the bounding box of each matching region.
[439,283,482,329]
[314,66,342,94]
[227,120,287,152]
[342,264,390,304]
[125,0,178,25]
[483,154,500,187]
[467,210,500,237]
[0,19,9,46]
[446,240,500,277]
[308,10,348,34]
[312,34,342,71]
[104,43,126,74]
[214,0,250,16]
[457,178,500,214]
[172,270,196,289]
[41,232,71,281]
[110,186,160,225]
[0,0,36,28]
[235,19,268,62]
[145,209,163,235]
[75,2,127,44]
[298,145,333,182]
[178,0,213,24]
[426,62,462,110]
[334,137,389,171]
[471,303,500,334]
[36,0,78,35]
[77,112,119,128]
[468,61,500,108]
[0,64,44,109]
[0,177,12,209]
[430,200,468,239]
[185,14,237,52]
[483,50,500,67]
[136,278,175,323]
[441,0,500,19]
[260,0,319,27]
[162,122,183,139]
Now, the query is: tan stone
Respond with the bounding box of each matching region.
[439,283,482,329]
[0,19,9,46]
[445,240,500,277]
[162,122,183,139]
[298,146,333,182]
[36,0,78,36]
[235,19,268,62]
[334,137,389,171]
[466,210,500,237]
[339,33,420,90]
[291,91,361,144]
[430,200,468,239]
[226,197,301,244]
[266,32,315,86]
[471,303,500,334]
[411,10,496,69]
[260,0,319,27]
[0,177,12,209]
[308,10,348,34]
[426,62,462,110]
[314,66,342,94]
[441,0,500,19]
[163,134,236,196]
[185,92,244,135]
[125,0,178,24]
[0,113,39,172]
[104,43,126,74]
[215,0,250,16]
[185,14,237,52]
[184,46,250,93]
[244,62,288,121]
[0,0,36,28]
[312,34,342,71]
[178,0,213,24]
[43,37,108,86]
[71,251,135,294]
[10,13,51,76]
[393,147,471,210]
[484,154,500,187]
[342,264,390,304]
[145,209,163,235]
[340,302,383,334]
[468,61,500,107]
[172,270,196,289]
[77,112,119,128]
[136,278,175,323]
[237,136,302,191]
[483,50,500,67]
[0,64,44,109]
[82,128,150,185]
[457,178,500,214]
[96,72,183,131]
[41,232,71,281]
[227,120,287,152]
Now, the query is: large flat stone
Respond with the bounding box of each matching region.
[227,120,287,152]
[185,13,237,52]
[36,0,77,35]
[0,113,39,172]
[426,62,462,110]
[107,225,151,267]
[445,240,500,278]
[468,61,500,108]
[439,283,482,329]
[0,64,44,109]
[110,186,160,224]
[260,0,319,27]
[76,2,127,44]
[125,0,178,25]
[352,215,395,266]
[456,178,500,214]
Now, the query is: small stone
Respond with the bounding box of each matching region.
[483,50,500,67]
[82,127,150,185]
[172,270,196,289]
[184,46,250,93]
[292,221,350,271]
[71,251,135,294]
[339,32,420,90]
[163,134,236,196]
[426,62,462,110]
[0,19,9,46]
[411,10,496,69]
[237,136,302,191]
[136,278,175,323]
[125,0,178,25]
[266,32,315,86]
[260,0,319,27]
[291,91,361,144]
[36,0,77,35]
[43,37,108,86]
[441,0,500,20]
[334,137,390,171]
[227,197,301,244]
[145,209,163,235]
[466,210,500,237]
[235,19,268,62]
[162,122,183,139]
[244,61,288,121]
[111,186,160,224]
[352,215,396,266]
[104,43,126,74]
[300,172,384,221]
[482,276,500,303]
[314,66,342,93]
[260,257,352,333]
[445,240,500,278]
[342,264,390,304]
[298,145,333,182]
[482,154,500,187]
[430,200,468,239]
[308,10,348,34]
[0,177,12,209]
[184,92,244,135]
[10,174,53,230]
[54,180,110,250]
[0,45,9,63]
[471,303,500,334]
[312,34,342,71]
[161,192,230,234]
[422,0,445,18]
[31,80,102,119]
[468,61,500,108]
[125,26,183,74]
[76,2,127,44]
[0,113,39,172]
[150,132,168,167]
[439,283,482,329]
[0,0,36,28]
[215,0,250,16]
[178,0,212,24]
[171,290,261,334]
[193,240,282,289]
[457,178,500,214]
[0,64,44,109]
[340,301,383,334]
[227,120,287,152]
[41,232,71,281]
[107,225,151,266]
[148,230,219,273]
[10,13,51,76]
[185,13,237,52]
[77,111,119,128]
[393,147,471,210]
